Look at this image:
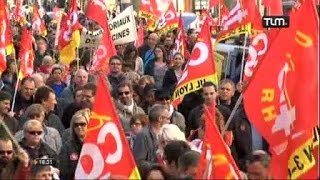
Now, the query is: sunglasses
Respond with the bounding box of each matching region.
[28,131,43,135]
[0,150,13,155]
[74,122,87,128]
[118,91,130,96]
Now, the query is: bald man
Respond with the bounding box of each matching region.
[138,32,159,70]
[61,69,88,104]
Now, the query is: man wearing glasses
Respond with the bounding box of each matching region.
[19,120,58,168]
[0,137,30,179]
[116,81,145,133]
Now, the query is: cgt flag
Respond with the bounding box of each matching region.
[58,0,81,65]
[172,17,217,107]
[18,27,34,80]
[138,0,159,31]
[243,0,318,178]
[86,0,108,29]
[156,0,179,35]
[90,22,117,73]
[172,14,189,60]
[197,106,241,179]
[75,75,140,179]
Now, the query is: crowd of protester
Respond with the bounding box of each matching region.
[0,4,273,180]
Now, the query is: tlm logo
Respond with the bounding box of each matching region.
[262,16,290,28]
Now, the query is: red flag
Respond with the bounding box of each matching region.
[58,0,82,65]
[172,18,217,107]
[173,14,189,60]
[18,27,34,80]
[32,4,47,36]
[262,0,283,15]
[157,1,179,35]
[90,24,116,73]
[134,22,144,48]
[138,0,159,31]
[244,0,318,178]
[14,0,24,24]
[242,1,267,82]
[197,106,241,179]
[209,0,220,8]
[0,0,13,72]
[218,0,257,41]
[86,0,108,29]
[75,75,140,179]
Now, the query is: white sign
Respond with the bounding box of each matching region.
[80,28,104,48]
[108,6,137,45]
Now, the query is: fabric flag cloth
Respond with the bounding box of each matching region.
[172,17,217,107]
[156,0,179,35]
[90,23,116,73]
[197,105,241,179]
[138,0,160,31]
[75,75,140,179]
[243,0,318,178]
[14,0,25,25]
[58,0,81,65]
[218,0,256,42]
[262,0,283,15]
[32,4,47,36]
[0,0,14,58]
[172,14,189,60]
[134,22,144,48]
[209,0,220,8]
[0,0,14,72]
[18,27,34,80]
[242,1,267,82]
[86,0,109,29]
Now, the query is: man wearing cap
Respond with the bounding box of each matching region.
[155,89,186,132]
[0,91,19,135]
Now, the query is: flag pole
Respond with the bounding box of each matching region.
[53,9,63,60]
[10,56,21,113]
[0,116,22,149]
[239,32,249,83]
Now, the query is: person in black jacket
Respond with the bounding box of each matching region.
[13,77,35,119]
[19,120,58,168]
[162,52,185,95]
[59,109,90,180]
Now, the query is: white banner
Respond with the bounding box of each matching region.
[108,6,137,45]
[80,28,104,48]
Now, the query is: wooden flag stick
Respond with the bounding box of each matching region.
[0,117,22,149]
[10,57,21,113]
[239,32,249,83]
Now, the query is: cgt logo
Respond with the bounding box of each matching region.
[262,16,290,28]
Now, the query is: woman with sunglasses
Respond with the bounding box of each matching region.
[59,109,90,180]
[19,119,58,168]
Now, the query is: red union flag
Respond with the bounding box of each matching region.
[138,0,159,31]
[90,24,116,73]
[172,18,217,106]
[243,1,268,82]
[18,27,34,80]
[157,0,178,35]
[32,4,47,36]
[244,0,318,178]
[173,15,189,60]
[75,75,140,179]
[86,0,108,29]
[197,106,241,179]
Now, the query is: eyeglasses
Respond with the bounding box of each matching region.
[0,150,13,155]
[28,131,43,135]
[132,122,142,126]
[118,91,130,96]
[73,122,87,128]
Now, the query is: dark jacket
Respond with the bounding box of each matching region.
[19,138,58,168]
[162,68,178,95]
[144,59,156,77]
[12,93,34,119]
[133,126,159,167]
[138,44,155,67]
[59,136,83,180]
[187,104,231,137]
[61,102,83,129]
[45,112,65,135]
[0,80,14,96]
[2,114,19,135]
